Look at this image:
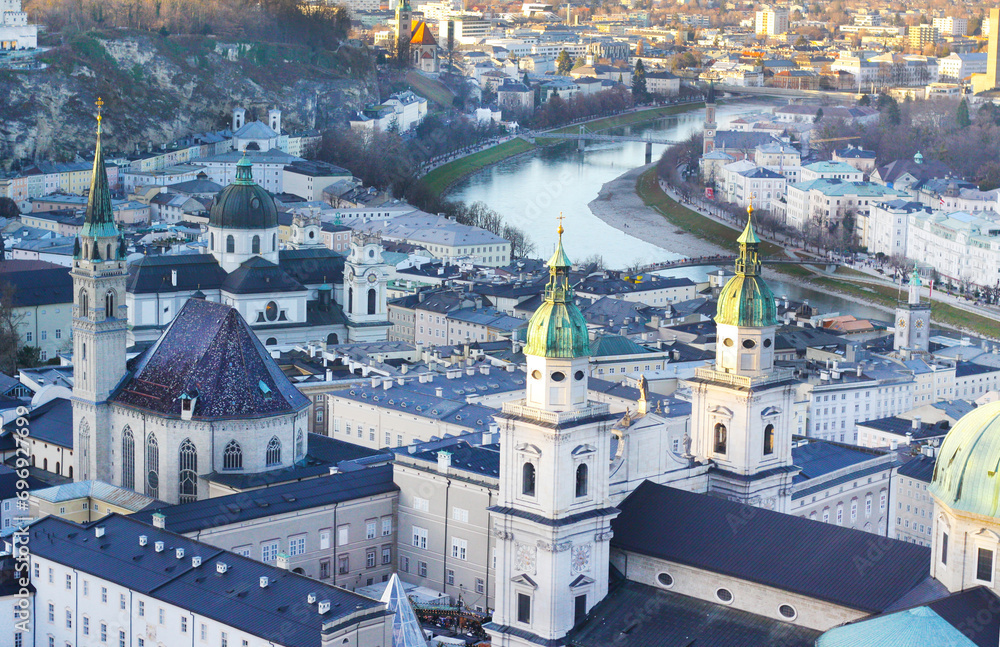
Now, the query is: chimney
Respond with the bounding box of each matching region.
[307,592,318,604]
[479,365,490,375]
[438,450,452,474]
[154,541,165,553]
[152,512,166,529]
[216,562,228,574]
[175,548,185,559]
[139,535,148,547]
[192,556,202,568]
[318,600,331,614]
[371,376,380,387]
[276,552,290,570]
[912,416,921,430]
[260,576,269,588]
[435,387,444,397]
[95,526,105,538]
[171,269,178,286]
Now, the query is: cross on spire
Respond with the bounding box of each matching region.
[557,212,565,236]
[96,97,104,126]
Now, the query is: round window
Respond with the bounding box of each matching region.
[368,249,375,258]
[778,604,796,619]
[265,301,279,322]
[309,230,315,238]
[716,588,733,603]
[723,338,734,347]
[147,471,159,491]
[574,370,585,381]
[551,371,565,382]
[742,339,756,349]
[251,197,260,209]
[763,338,772,348]
[531,370,541,380]
[657,572,673,587]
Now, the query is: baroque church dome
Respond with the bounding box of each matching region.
[523,225,589,358]
[715,213,778,328]
[209,155,278,230]
[929,400,1000,517]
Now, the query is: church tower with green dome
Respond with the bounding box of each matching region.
[206,153,280,273]
[486,222,619,647]
[687,202,798,512]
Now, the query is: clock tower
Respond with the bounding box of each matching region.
[687,202,798,511]
[894,269,931,353]
[343,231,390,341]
[486,223,619,647]
[703,79,717,155]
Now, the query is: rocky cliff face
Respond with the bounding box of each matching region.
[0,32,378,164]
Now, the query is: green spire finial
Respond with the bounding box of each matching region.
[234,150,254,185]
[79,96,121,245]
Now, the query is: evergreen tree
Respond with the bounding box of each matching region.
[956,98,971,128]
[523,71,529,86]
[556,50,572,75]
[858,93,870,106]
[631,59,648,100]
[813,107,824,123]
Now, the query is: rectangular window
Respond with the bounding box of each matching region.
[452,537,468,561]
[447,569,455,585]
[412,526,428,549]
[120,594,126,610]
[366,520,377,539]
[65,574,72,590]
[181,617,187,633]
[139,601,144,617]
[382,546,392,564]
[119,630,125,647]
[101,623,107,643]
[83,616,90,635]
[48,603,54,622]
[338,555,350,575]
[476,578,485,594]
[261,541,279,562]
[978,547,993,582]
[418,560,427,577]
[400,555,409,573]
[83,580,88,596]
[517,593,531,624]
[288,536,306,557]
[453,507,469,523]
[367,550,377,568]
[320,529,331,550]
[101,587,107,603]
[320,559,331,579]
[221,632,228,647]
[338,525,349,546]
[66,608,72,628]
[941,532,948,564]
[382,518,392,536]
[575,594,587,625]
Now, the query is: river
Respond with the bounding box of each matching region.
[448,101,890,322]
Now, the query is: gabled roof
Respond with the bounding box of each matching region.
[2,398,72,448]
[613,481,930,613]
[233,120,279,141]
[222,256,306,295]
[410,20,437,45]
[0,260,72,307]
[126,254,228,294]
[111,298,310,419]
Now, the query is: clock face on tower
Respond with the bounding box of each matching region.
[897,317,906,329]
[366,272,378,284]
[571,544,591,574]
[915,319,924,329]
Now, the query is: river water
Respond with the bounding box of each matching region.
[448,101,890,321]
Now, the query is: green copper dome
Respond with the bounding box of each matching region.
[524,226,590,358]
[930,401,1000,518]
[715,209,778,328]
[209,155,278,230]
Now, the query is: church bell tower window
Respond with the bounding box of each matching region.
[714,423,728,454]
[763,424,775,455]
[575,463,588,498]
[522,462,536,497]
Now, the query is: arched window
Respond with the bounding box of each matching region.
[763,424,775,456]
[367,288,376,315]
[714,423,728,454]
[223,440,243,471]
[55,461,60,474]
[210,232,215,250]
[106,244,112,260]
[295,429,304,459]
[272,233,277,251]
[145,433,159,498]
[266,436,281,467]
[78,290,88,317]
[226,235,235,253]
[68,466,73,478]
[79,420,90,481]
[327,333,339,345]
[122,427,135,490]
[252,235,261,254]
[105,290,115,319]
[179,439,197,503]
[575,463,588,498]
[43,458,47,471]
[522,462,536,497]
[265,337,277,346]
[347,288,353,314]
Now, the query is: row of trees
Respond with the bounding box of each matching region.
[25,0,350,47]
[519,86,635,130]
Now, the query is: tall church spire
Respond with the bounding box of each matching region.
[81,97,120,242]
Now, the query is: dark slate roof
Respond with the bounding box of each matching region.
[111,298,310,419]
[613,481,930,613]
[956,361,1000,377]
[398,441,501,480]
[0,261,72,307]
[875,158,953,186]
[568,580,821,647]
[126,254,228,294]
[146,465,398,534]
[898,453,936,483]
[792,439,887,481]
[28,514,388,647]
[714,131,777,151]
[857,416,951,440]
[0,464,48,500]
[277,248,346,285]
[2,398,72,448]
[927,587,1000,647]
[221,256,306,294]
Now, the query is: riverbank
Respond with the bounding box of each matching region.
[421,101,707,199]
[622,167,1000,338]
